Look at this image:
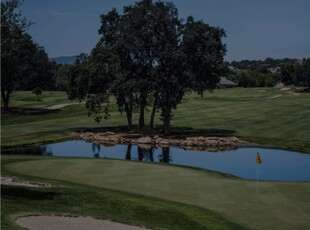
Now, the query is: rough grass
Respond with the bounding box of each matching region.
[2,155,310,230]
[1,87,310,151]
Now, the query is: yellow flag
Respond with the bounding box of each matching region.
[256,152,262,164]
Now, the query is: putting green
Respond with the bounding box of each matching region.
[4,157,310,230]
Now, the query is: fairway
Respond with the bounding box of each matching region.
[2,87,310,151]
[3,156,310,230]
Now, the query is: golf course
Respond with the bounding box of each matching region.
[2,0,310,229]
[2,87,310,150]
[1,87,310,229]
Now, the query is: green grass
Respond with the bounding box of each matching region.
[3,91,69,108]
[1,89,310,229]
[174,87,310,151]
[1,88,310,150]
[1,155,246,230]
[2,155,310,230]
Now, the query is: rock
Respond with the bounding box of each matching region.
[158,139,170,145]
[155,138,162,144]
[77,132,243,152]
[81,132,94,138]
[185,140,194,146]
[138,144,152,150]
[206,140,218,146]
[136,136,153,144]
[103,131,116,136]
[229,137,239,143]
[169,140,180,146]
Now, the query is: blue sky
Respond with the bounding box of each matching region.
[20,0,310,61]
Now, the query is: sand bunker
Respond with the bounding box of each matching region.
[16,216,151,230]
[1,176,51,187]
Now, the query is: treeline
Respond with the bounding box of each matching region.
[224,58,310,88]
[1,0,226,136]
[2,0,309,135]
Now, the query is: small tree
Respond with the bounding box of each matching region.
[32,87,42,101]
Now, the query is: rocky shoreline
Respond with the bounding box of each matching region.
[73,131,252,152]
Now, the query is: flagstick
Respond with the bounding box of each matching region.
[256,163,259,193]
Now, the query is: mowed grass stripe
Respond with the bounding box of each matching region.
[2,88,310,150]
[1,160,245,230]
[4,157,310,230]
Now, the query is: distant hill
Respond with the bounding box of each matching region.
[50,55,77,65]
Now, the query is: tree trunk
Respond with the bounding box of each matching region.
[163,107,171,136]
[124,96,133,130]
[149,95,158,129]
[138,93,146,129]
[164,116,171,136]
[139,105,145,129]
[126,112,132,130]
[1,90,10,111]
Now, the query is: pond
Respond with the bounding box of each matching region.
[2,140,310,182]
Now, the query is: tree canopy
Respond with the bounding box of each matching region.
[1,0,52,110]
[68,0,226,135]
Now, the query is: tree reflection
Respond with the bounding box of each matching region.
[137,146,154,162]
[44,147,53,156]
[125,144,132,160]
[159,147,172,163]
[1,146,48,155]
[92,143,101,158]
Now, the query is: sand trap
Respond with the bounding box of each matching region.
[280,87,290,91]
[16,216,151,230]
[1,176,51,187]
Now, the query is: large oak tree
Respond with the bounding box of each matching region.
[68,0,226,135]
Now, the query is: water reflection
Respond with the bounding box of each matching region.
[92,143,101,158]
[158,147,172,163]
[2,140,310,181]
[137,146,154,162]
[1,146,50,155]
[125,144,132,160]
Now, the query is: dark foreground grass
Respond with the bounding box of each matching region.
[1,156,245,230]
[2,155,310,230]
[2,186,245,230]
